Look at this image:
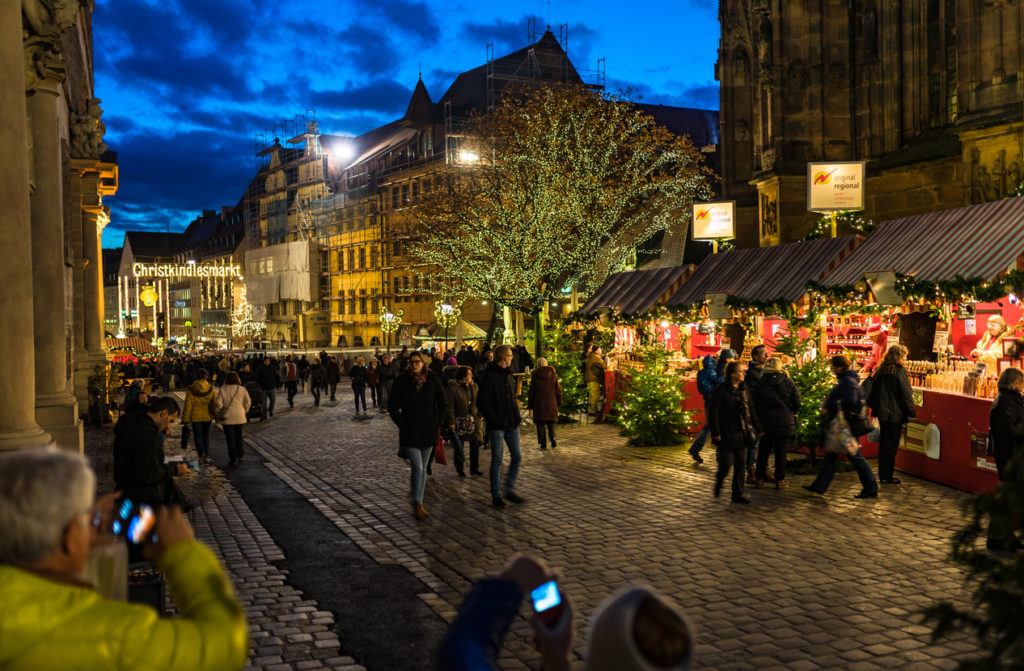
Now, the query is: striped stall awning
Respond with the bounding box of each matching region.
[823,198,1024,286]
[580,265,694,314]
[665,236,861,307]
[105,337,159,354]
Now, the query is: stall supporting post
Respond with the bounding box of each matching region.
[830,211,838,238]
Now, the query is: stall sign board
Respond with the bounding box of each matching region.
[911,389,924,408]
[932,330,949,353]
[692,201,736,240]
[864,270,901,306]
[957,302,977,319]
[706,293,733,320]
[807,161,866,211]
[900,421,940,459]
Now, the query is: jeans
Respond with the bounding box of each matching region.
[328,382,337,401]
[405,446,432,503]
[690,425,709,454]
[378,384,390,410]
[810,450,879,495]
[451,432,481,474]
[311,385,321,406]
[715,446,746,499]
[191,421,212,459]
[877,421,903,480]
[223,424,244,462]
[261,389,276,418]
[353,384,367,412]
[489,428,522,498]
[286,381,298,406]
[369,384,378,406]
[535,421,556,447]
[746,437,759,474]
[755,434,790,481]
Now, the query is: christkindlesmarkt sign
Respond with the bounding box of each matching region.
[132,262,241,278]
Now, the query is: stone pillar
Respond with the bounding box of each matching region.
[29,80,82,451]
[0,1,52,450]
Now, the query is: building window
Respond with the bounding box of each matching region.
[370,247,378,268]
[422,177,431,195]
[347,296,355,314]
[347,249,355,270]
[411,181,420,201]
[358,247,366,268]
[401,184,410,205]
[338,297,345,315]
[391,187,399,210]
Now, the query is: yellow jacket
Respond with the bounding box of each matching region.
[0,540,248,670]
[182,380,216,423]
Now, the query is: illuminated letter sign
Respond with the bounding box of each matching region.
[807,161,866,212]
[131,262,242,278]
[692,201,736,240]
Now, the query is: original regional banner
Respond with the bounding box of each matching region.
[807,161,866,212]
[692,201,735,240]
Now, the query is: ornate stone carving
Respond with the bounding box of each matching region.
[70,98,108,159]
[734,119,750,142]
[22,0,79,89]
[760,192,778,239]
[970,147,1023,202]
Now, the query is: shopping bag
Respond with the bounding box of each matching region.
[824,409,860,456]
[433,431,448,466]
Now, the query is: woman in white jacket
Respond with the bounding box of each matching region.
[217,372,251,465]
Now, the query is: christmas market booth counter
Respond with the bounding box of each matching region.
[817,196,1024,493]
[576,266,705,423]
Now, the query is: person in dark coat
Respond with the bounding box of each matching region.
[473,351,493,386]
[478,345,525,507]
[742,344,768,482]
[325,355,341,402]
[113,396,189,509]
[441,357,459,386]
[987,367,1024,551]
[866,344,916,484]
[709,360,761,504]
[379,354,397,413]
[527,358,562,450]
[349,356,369,416]
[752,357,801,488]
[254,357,281,420]
[445,367,484,477]
[429,350,445,378]
[388,352,448,519]
[309,358,326,407]
[806,355,879,499]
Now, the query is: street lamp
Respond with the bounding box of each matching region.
[434,300,461,353]
[379,304,404,354]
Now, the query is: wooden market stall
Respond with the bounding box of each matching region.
[818,197,1024,493]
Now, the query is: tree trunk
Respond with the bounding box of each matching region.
[534,309,545,358]
[483,303,499,347]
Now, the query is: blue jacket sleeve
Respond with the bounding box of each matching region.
[436,578,522,671]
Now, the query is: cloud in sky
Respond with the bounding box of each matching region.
[96,0,720,247]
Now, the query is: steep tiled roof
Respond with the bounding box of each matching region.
[124,231,185,260]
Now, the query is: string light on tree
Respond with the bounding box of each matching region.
[379,304,404,353]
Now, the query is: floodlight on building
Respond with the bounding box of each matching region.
[187,259,196,264]
[458,149,479,164]
[327,142,355,163]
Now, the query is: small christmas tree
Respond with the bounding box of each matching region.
[615,347,695,446]
[770,323,833,454]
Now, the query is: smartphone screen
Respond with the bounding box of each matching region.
[530,580,564,626]
[126,505,155,545]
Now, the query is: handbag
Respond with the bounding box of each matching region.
[455,415,475,437]
[215,387,238,423]
[433,431,448,466]
[847,400,876,437]
[824,409,860,456]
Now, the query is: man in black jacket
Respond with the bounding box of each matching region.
[743,345,768,483]
[113,396,189,509]
[477,345,525,507]
[254,357,281,420]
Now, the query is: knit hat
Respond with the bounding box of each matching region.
[586,586,693,671]
[446,357,458,366]
[763,357,785,373]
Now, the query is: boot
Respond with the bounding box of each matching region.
[746,466,757,484]
[413,502,429,519]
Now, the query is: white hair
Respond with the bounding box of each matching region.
[0,449,95,566]
[536,357,548,367]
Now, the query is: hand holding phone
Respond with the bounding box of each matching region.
[530,580,566,627]
[109,497,158,546]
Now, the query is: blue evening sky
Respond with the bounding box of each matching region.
[96,0,721,247]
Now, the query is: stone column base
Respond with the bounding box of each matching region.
[36,392,84,453]
[73,351,107,411]
[0,426,53,452]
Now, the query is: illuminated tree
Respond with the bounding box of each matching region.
[406,83,713,354]
[231,287,266,343]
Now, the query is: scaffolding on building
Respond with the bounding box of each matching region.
[445,18,606,166]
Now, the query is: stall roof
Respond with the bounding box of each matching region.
[580,265,694,314]
[822,197,1024,286]
[665,236,860,306]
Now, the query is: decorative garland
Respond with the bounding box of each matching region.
[804,210,877,240]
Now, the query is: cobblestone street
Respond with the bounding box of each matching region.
[88,383,984,671]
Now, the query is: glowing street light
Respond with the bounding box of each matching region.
[434,300,461,352]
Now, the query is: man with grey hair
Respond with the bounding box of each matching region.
[478,344,525,507]
[0,449,248,670]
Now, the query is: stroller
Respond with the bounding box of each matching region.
[245,381,264,421]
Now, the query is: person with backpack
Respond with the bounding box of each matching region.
[690,350,734,463]
[805,355,879,499]
[182,369,216,465]
[752,357,801,489]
